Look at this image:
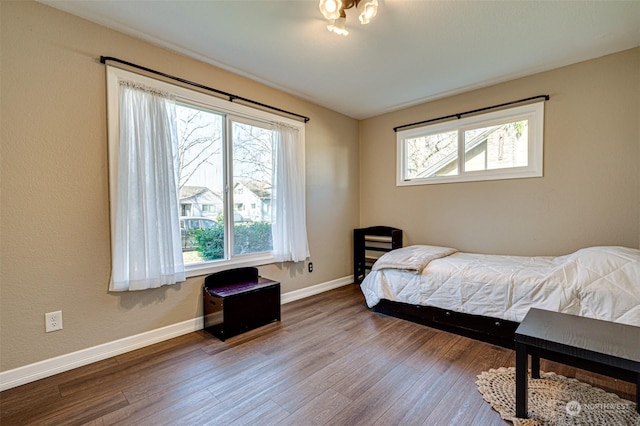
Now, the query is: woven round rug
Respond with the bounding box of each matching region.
[476,367,639,426]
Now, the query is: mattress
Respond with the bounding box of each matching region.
[360,245,640,326]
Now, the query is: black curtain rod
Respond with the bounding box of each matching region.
[100,56,310,123]
[393,95,549,132]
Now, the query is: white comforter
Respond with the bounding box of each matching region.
[360,245,640,326]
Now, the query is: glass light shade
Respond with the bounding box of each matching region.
[327,17,349,36]
[357,0,378,24]
[319,0,343,20]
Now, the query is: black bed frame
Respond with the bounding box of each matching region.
[373,299,519,348]
[372,299,637,383]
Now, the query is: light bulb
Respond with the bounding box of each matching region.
[319,0,343,20]
[357,0,378,24]
[327,16,349,36]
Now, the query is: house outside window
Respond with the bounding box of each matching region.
[397,102,544,186]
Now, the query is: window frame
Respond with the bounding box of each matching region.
[106,66,304,278]
[396,102,544,186]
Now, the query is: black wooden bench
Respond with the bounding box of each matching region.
[203,267,280,341]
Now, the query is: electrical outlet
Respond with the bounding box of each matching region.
[308,262,313,273]
[45,311,63,332]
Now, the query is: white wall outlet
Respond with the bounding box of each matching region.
[45,311,63,332]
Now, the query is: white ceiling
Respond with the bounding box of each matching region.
[40,0,640,120]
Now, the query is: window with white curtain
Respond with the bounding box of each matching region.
[106,66,308,289]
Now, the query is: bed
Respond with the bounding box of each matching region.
[360,244,640,379]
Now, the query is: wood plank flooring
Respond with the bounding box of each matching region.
[1,285,636,425]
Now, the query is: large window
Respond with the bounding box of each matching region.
[175,105,275,264]
[397,102,544,185]
[107,67,306,282]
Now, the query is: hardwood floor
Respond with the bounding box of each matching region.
[1,285,636,425]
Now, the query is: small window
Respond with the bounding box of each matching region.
[397,102,544,185]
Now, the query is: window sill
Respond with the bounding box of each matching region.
[185,252,276,278]
[398,167,543,186]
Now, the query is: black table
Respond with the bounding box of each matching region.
[514,308,640,418]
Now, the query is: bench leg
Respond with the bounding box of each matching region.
[636,373,640,414]
[515,342,528,418]
[530,347,540,379]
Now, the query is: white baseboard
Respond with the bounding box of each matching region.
[0,275,353,392]
[281,275,353,304]
[0,317,204,392]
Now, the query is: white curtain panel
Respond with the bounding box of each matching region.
[271,123,310,262]
[110,82,185,291]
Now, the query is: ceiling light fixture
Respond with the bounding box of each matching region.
[319,0,378,36]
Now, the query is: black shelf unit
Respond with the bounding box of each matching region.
[353,226,403,284]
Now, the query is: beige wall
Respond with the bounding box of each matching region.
[2,0,638,375]
[0,1,360,371]
[359,48,640,256]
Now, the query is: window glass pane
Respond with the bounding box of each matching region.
[176,104,225,264]
[232,121,274,255]
[405,131,458,179]
[464,120,528,172]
